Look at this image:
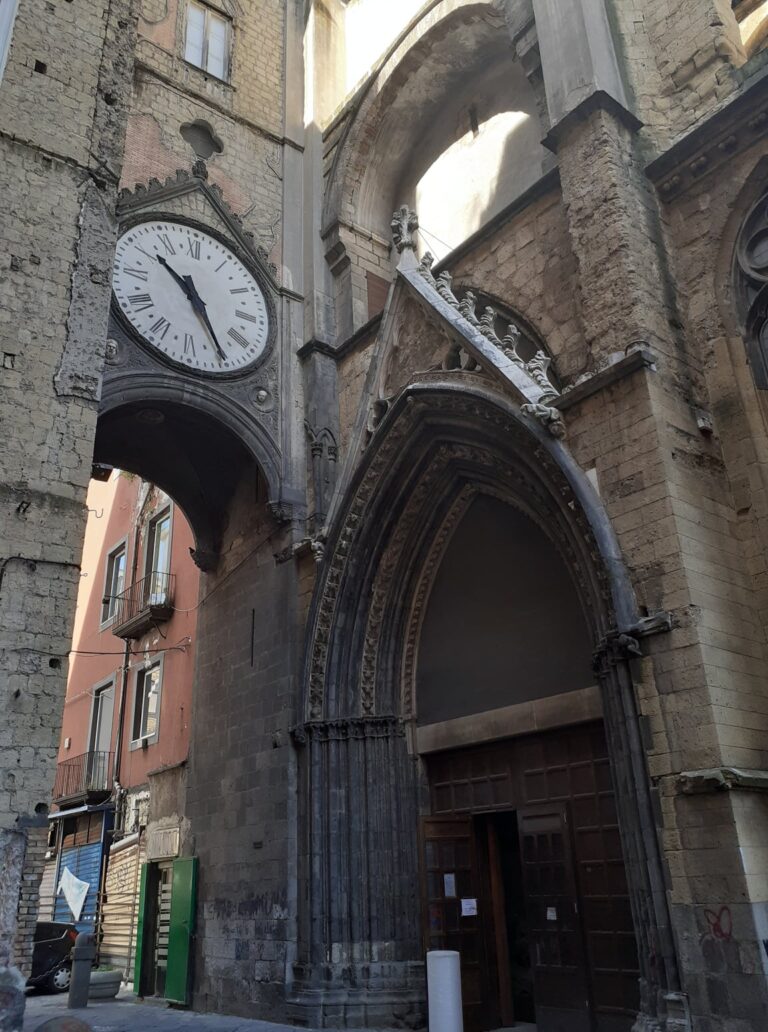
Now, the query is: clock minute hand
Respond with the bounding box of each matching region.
[183,274,227,363]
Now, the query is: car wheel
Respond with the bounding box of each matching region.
[46,963,71,993]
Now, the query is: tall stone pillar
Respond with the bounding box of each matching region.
[290,717,423,1029]
[594,638,687,1031]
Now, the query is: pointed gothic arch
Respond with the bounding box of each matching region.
[293,379,681,1029]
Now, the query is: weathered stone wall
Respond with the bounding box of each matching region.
[185,469,300,1018]
[449,185,586,379]
[608,0,746,140]
[0,0,135,1023]
[321,11,768,1024]
[10,827,47,979]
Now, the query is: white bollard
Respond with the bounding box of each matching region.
[426,950,464,1032]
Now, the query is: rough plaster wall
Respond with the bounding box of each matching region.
[0,0,136,1019]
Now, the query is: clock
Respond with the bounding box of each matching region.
[112,219,271,374]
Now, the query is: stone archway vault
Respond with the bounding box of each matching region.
[290,381,682,1030]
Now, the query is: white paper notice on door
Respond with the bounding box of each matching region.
[461,898,478,917]
[546,906,557,922]
[443,873,456,897]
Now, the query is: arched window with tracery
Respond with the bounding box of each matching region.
[735,187,768,387]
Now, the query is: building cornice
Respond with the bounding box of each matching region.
[647,64,768,201]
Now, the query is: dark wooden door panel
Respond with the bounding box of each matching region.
[518,806,592,1031]
[420,817,485,1032]
[423,724,640,1030]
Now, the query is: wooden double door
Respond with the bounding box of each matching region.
[421,723,639,1032]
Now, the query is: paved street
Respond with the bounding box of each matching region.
[23,991,323,1032]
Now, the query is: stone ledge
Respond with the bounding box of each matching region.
[677,766,768,794]
[542,89,643,153]
[553,347,657,411]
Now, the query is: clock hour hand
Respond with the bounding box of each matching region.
[183,274,227,363]
[157,255,193,300]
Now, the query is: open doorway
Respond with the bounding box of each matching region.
[481,812,535,1028]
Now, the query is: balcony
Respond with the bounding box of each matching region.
[53,751,114,804]
[111,571,175,639]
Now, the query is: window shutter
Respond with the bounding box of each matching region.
[206,14,228,79]
[184,4,205,67]
[165,856,198,1004]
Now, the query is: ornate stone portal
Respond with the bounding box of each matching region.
[291,209,683,1025]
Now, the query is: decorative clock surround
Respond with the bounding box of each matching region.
[113,218,271,376]
[104,163,283,442]
[98,164,301,567]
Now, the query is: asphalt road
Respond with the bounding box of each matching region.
[23,990,324,1032]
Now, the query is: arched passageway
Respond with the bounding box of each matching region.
[95,381,279,569]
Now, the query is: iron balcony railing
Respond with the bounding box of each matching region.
[53,751,114,802]
[111,570,175,639]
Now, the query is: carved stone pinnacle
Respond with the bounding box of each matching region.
[391,206,419,253]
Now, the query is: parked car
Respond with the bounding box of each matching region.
[27,922,78,993]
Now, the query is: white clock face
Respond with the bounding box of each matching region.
[112,220,270,374]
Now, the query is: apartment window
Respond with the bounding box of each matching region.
[145,508,171,603]
[89,681,115,755]
[101,543,127,625]
[184,1,230,80]
[132,662,161,743]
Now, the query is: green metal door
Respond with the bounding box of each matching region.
[164,857,198,1004]
[133,863,149,995]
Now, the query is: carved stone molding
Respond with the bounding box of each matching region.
[305,386,611,720]
[677,766,768,794]
[592,632,642,677]
[410,242,566,438]
[291,715,405,745]
[391,205,419,254]
[399,484,477,717]
[735,187,768,388]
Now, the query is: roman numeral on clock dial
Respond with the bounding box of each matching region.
[125,266,148,282]
[129,293,153,312]
[228,328,249,349]
[150,317,170,340]
[236,310,257,323]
